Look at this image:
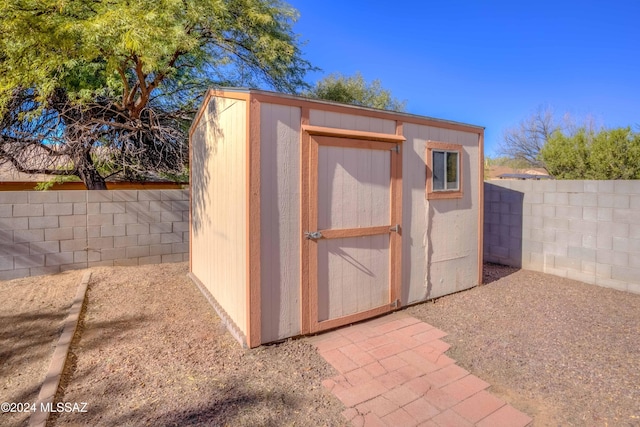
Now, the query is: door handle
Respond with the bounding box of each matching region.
[305,231,323,240]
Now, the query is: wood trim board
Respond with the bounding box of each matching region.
[477,131,485,286]
[306,130,401,334]
[302,125,405,143]
[425,140,464,200]
[189,89,485,346]
[307,127,320,334]
[240,90,484,135]
[246,96,261,348]
[319,225,392,239]
[300,107,311,335]
[390,121,403,307]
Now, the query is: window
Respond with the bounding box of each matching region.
[426,141,463,199]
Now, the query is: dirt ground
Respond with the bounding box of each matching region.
[0,270,81,427]
[51,263,346,427]
[1,262,639,426]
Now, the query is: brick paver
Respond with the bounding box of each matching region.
[476,404,533,427]
[452,391,507,423]
[441,375,490,401]
[356,395,399,418]
[310,312,533,426]
[383,407,417,427]
[425,363,469,388]
[404,397,441,423]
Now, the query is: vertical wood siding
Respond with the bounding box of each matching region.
[317,235,389,321]
[190,89,483,345]
[402,123,480,304]
[309,110,396,134]
[315,143,392,321]
[317,146,390,230]
[307,117,398,330]
[259,103,302,342]
[191,97,247,335]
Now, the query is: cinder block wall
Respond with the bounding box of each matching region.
[0,190,189,280]
[484,180,640,294]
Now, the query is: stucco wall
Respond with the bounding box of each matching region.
[0,189,189,280]
[484,180,640,294]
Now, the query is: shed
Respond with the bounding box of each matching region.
[189,88,484,348]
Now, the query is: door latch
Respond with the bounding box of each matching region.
[390,224,400,233]
[305,231,323,240]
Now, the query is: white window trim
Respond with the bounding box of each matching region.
[432,149,460,192]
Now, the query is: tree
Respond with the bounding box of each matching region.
[589,128,640,179]
[0,0,312,189]
[499,106,559,168]
[540,127,640,179]
[538,128,591,179]
[304,72,406,112]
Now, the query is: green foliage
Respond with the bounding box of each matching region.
[0,0,310,109]
[540,127,640,179]
[1,0,312,188]
[304,72,406,111]
[589,128,640,179]
[34,175,81,191]
[160,167,190,183]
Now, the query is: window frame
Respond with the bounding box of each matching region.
[426,141,463,200]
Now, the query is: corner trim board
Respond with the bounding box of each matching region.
[247,95,261,347]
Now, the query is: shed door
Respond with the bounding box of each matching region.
[307,135,402,333]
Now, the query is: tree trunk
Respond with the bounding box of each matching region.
[75,151,107,190]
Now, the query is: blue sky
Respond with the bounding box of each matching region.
[292,1,639,156]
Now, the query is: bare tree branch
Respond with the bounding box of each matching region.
[500,106,559,168]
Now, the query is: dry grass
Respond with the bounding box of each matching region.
[52,263,345,427]
[0,271,80,427]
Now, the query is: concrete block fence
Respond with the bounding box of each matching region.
[484,180,640,294]
[0,190,189,280]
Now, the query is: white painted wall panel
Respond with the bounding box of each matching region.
[427,129,480,299]
[401,123,480,304]
[309,110,396,134]
[259,103,301,342]
[317,146,390,230]
[191,97,247,335]
[317,235,389,321]
[401,123,430,304]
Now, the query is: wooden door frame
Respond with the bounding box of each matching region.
[300,124,404,334]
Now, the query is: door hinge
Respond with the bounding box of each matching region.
[390,299,400,309]
[305,231,323,240]
[391,144,400,153]
[390,224,400,233]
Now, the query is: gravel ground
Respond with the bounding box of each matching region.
[408,264,640,427]
[2,262,639,426]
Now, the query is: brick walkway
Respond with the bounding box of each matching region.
[308,312,532,427]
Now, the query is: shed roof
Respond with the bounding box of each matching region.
[191,87,485,137]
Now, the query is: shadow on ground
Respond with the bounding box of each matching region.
[482,262,520,285]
